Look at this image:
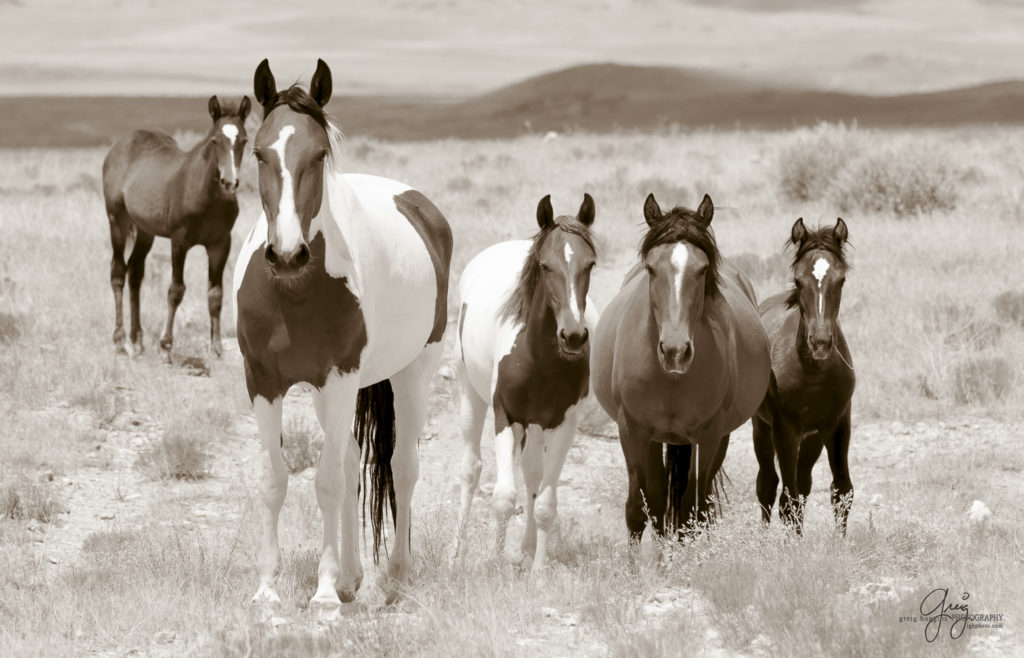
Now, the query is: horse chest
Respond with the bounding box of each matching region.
[773,366,854,432]
[494,340,588,430]
[236,248,367,401]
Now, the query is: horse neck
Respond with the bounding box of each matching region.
[314,170,364,290]
[179,137,220,211]
[521,276,559,360]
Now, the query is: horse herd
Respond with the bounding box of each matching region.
[101,59,855,610]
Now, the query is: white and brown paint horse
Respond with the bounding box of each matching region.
[453,194,597,569]
[103,95,250,360]
[233,59,452,609]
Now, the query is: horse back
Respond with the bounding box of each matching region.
[102,130,186,233]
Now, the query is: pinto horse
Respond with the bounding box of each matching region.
[233,59,452,609]
[453,194,598,569]
[752,218,855,534]
[592,194,770,542]
[103,95,250,359]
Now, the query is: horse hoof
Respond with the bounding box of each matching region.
[309,591,343,620]
[251,586,281,607]
[210,342,223,359]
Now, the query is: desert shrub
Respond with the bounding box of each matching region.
[993,290,1024,327]
[137,417,211,480]
[283,416,323,474]
[951,356,1014,404]
[730,251,789,283]
[0,311,25,343]
[830,144,958,216]
[0,477,65,522]
[777,122,863,202]
[633,176,690,206]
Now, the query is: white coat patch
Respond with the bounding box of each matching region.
[220,124,239,182]
[813,257,829,315]
[270,126,301,251]
[564,243,581,322]
[669,244,689,322]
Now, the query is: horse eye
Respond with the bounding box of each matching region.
[645,265,655,277]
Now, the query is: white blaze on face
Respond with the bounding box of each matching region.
[669,244,689,322]
[564,242,582,322]
[813,257,830,316]
[269,125,302,251]
[220,124,238,182]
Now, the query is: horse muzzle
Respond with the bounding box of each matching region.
[658,338,694,374]
[218,177,240,193]
[265,242,311,276]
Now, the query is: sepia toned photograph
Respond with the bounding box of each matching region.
[0,1,1020,655]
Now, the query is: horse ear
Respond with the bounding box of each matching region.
[310,59,333,107]
[643,193,662,226]
[577,193,595,226]
[537,194,553,229]
[790,217,807,246]
[208,96,222,121]
[696,193,714,226]
[833,217,848,245]
[238,96,251,120]
[254,59,277,112]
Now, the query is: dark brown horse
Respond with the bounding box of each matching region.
[102,95,250,360]
[592,194,771,542]
[752,218,855,534]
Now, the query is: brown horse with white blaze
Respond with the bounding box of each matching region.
[592,193,771,542]
[102,95,250,359]
[753,218,855,534]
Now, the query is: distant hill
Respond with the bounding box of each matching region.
[3,63,1024,148]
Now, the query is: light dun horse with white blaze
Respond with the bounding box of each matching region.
[103,95,250,360]
[592,194,771,541]
[233,59,452,609]
[454,194,598,569]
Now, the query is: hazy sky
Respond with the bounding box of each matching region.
[2,0,1023,96]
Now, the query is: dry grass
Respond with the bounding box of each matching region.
[0,126,1023,655]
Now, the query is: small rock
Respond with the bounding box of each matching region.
[439,366,455,381]
[154,631,176,644]
[46,554,60,564]
[540,606,558,618]
[99,513,114,520]
[270,617,288,628]
[39,471,55,483]
[969,500,991,525]
[561,613,579,627]
[653,590,677,603]
[869,494,883,506]
[123,493,141,501]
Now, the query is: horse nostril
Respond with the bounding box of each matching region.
[294,244,310,267]
[682,342,693,361]
[580,328,589,344]
[265,244,278,264]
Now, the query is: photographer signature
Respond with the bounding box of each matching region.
[920,588,969,642]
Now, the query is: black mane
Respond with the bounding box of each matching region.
[498,218,595,325]
[785,226,849,308]
[263,84,333,131]
[639,206,722,299]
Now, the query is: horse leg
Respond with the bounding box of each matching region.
[309,371,360,613]
[532,406,578,570]
[385,341,442,602]
[491,406,524,557]
[620,418,651,546]
[796,433,824,531]
[773,418,802,533]
[158,238,188,363]
[312,391,362,603]
[249,379,287,606]
[752,414,779,524]
[451,361,487,561]
[126,229,154,357]
[644,441,667,536]
[704,435,730,522]
[691,437,723,527]
[825,411,854,535]
[520,424,543,561]
[108,211,130,354]
[205,236,231,358]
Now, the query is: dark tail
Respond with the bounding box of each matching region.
[354,379,396,563]
[665,444,691,534]
[665,444,728,533]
